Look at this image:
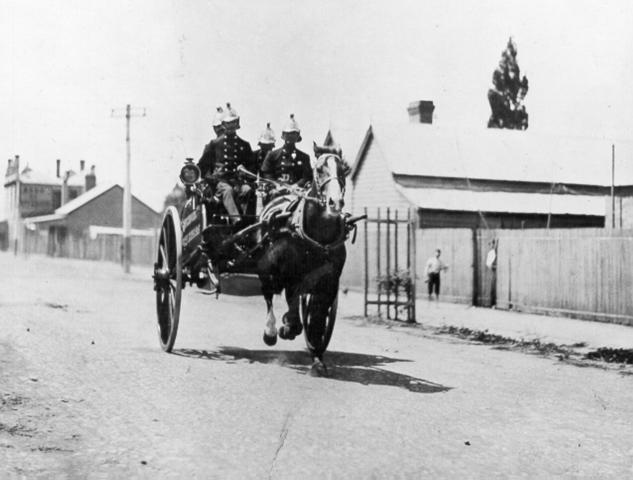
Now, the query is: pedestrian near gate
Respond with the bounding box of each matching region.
[424,248,448,302]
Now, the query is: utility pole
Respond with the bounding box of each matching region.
[14,155,21,256]
[611,144,615,229]
[111,104,146,273]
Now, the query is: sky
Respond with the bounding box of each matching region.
[1,0,633,213]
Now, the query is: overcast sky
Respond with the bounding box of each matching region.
[1,0,632,212]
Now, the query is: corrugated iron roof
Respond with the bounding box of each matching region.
[55,183,118,215]
[396,185,605,216]
[25,183,159,224]
[368,123,633,186]
[24,184,117,223]
[55,183,159,216]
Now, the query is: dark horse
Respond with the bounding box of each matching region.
[257,146,349,374]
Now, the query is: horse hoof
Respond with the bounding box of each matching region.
[278,325,294,340]
[310,360,328,377]
[279,321,302,340]
[263,332,277,346]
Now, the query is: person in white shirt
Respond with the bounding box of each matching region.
[425,248,448,302]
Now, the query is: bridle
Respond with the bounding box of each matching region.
[312,155,346,205]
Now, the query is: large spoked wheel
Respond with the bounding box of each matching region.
[300,293,338,358]
[153,206,183,352]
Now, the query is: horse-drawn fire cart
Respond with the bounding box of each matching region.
[152,156,365,367]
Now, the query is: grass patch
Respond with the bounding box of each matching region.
[584,348,633,364]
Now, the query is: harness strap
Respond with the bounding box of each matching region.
[288,198,347,255]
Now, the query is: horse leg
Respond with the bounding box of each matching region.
[279,283,302,340]
[310,356,328,377]
[306,294,330,377]
[307,275,340,376]
[261,280,277,346]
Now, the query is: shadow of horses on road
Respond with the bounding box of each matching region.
[172,347,451,394]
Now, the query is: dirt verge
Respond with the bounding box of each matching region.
[351,315,633,375]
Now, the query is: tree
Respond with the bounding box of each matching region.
[162,183,186,213]
[487,37,529,130]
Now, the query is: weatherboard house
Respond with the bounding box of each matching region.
[346,101,633,228]
[2,157,96,250]
[24,183,160,261]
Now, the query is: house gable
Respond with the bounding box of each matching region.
[350,133,411,215]
[63,185,160,234]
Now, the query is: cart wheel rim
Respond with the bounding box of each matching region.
[300,292,338,356]
[154,207,182,352]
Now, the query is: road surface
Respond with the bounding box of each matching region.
[1,253,632,478]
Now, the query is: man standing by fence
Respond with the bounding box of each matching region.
[425,248,448,303]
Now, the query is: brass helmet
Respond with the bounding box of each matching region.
[222,102,240,130]
[258,122,276,145]
[212,106,225,127]
[281,114,301,142]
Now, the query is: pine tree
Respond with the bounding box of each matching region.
[487,37,529,130]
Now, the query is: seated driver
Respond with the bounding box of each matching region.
[260,114,312,203]
[197,103,255,223]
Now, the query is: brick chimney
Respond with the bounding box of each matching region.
[407,100,435,124]
[61,170,70,205]
[85,165,96,191]
[80,159,85,171]
[56,159,61,178]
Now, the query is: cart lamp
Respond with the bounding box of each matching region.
[180,162,201,185]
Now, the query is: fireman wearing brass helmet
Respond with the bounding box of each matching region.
[253,122,276,173]
[198,106,225,162]
[197,106,226,161]
[197,103,255,223]
[211,105,225,138]
[261,114,312,198]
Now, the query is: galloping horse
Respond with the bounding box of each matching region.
[257,144,349,373]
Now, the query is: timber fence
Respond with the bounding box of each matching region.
[341,208,633,325]
[23,228,158,266]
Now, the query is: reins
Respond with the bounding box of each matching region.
[311,155,346,206]
[235,163,348,254]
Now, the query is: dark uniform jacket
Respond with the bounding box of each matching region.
[260,146,312,186]
[252,147,274,175]
[197,134,254,183]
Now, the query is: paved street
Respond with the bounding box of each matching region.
[2,252,633,479]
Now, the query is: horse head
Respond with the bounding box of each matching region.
[311,142,350,213]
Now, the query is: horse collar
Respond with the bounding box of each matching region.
[290,198,346,255]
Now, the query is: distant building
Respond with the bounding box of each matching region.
[348,101,633,229]
[24,183,160,262]
[2,156,96,251]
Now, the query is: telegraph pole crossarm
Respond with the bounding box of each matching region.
[111,104,147,273]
